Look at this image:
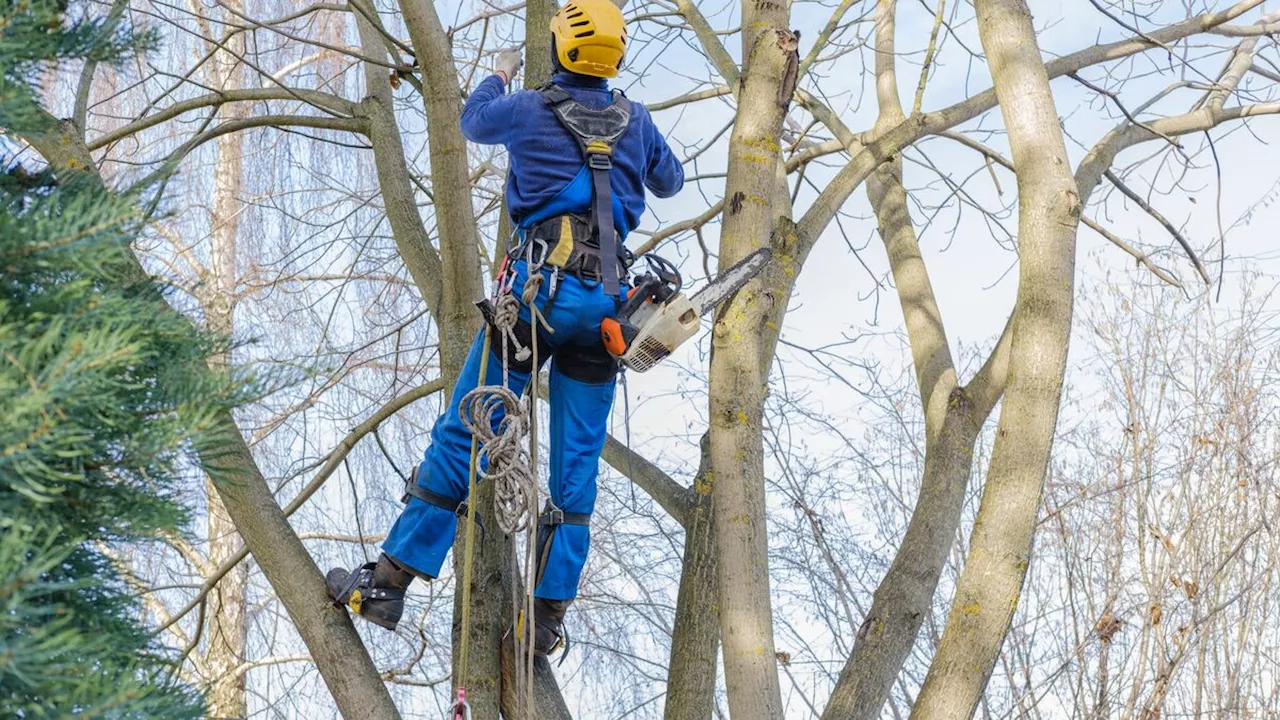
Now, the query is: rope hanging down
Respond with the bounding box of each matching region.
[459,384,532,534]
[454,263,554,719]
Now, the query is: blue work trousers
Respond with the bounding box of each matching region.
[382,260,621,601]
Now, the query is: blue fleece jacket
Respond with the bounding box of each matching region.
[460,71,684,237]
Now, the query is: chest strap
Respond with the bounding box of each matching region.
[539,84,632,297]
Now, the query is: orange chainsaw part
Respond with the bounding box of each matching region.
[601,317,628,356]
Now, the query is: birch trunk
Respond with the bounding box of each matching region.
[203,8,249,714]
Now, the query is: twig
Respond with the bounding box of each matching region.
[1081,216,1184,289]
[912,0,947,116]
[1104,170,1212,286]
[633,200,724,257]
[1206,131,1227,301]
[1070,72,1182,151]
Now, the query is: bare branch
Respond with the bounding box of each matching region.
[88,88,358,151]
[1081,215,1184,289]
[152,379,443,636]
[1104,169,1212,286]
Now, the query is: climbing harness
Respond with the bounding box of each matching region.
[539,83,632,297]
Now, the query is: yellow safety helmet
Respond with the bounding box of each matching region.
[550,0,627,78]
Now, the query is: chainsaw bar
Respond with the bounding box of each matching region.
[689,247,772,316]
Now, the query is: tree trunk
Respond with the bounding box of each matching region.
[707,1,795,714]
[821,4,1010,715]
[397,0,485,388]
[202,11,250,714]
[664,436,720,720]
[910,1,1081,716]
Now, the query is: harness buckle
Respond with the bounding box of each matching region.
[587,153,612,170]
[544,507,565,526]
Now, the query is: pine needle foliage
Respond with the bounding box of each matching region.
[1,2,238,717]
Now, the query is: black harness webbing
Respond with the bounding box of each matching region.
[402,472,485,537]
[538,505,591,527]
[538,83,632,297]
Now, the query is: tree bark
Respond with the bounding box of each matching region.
[397,0,485,388]
[663,437,720,720]
[707,0,795,714]
[910,1,1081,716]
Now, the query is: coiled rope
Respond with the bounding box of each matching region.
[456,275,552,536]
[459,385,532,535]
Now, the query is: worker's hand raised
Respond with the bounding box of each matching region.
[495,48,523,85]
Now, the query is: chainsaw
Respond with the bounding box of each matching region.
[601,247,772,372]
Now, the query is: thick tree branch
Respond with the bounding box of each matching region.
[89,88,357,151]
[673,0,740,88]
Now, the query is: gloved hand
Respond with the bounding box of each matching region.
[495,47,523,85]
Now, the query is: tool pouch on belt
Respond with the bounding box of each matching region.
[525,213,633,282]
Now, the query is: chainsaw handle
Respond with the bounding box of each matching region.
[616,276,661,320]
[643,254,682,297]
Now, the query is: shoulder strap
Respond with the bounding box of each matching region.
[539,83,573,105]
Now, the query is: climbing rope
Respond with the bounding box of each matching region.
[452,321,490,720]
[455,257,554,719]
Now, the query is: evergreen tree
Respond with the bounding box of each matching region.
[1,2,239,716]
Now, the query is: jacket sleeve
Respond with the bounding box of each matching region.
[639,108,684,198]
[460,75,520,145]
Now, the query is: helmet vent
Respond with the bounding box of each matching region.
[574,29,595,37]
[570,20,590,27]
[567,11,584,18]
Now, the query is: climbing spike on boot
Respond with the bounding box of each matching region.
[325,555,411,631]
[532,597,572,657]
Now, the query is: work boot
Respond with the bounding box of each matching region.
[326,553,415,631]
[532,597,572,656]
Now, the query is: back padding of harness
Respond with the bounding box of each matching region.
[538,83,633,297]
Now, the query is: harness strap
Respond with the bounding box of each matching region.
[403,474,486,538]
[537,83,632,297]
[587,143,620,296]
[538,504,591,527]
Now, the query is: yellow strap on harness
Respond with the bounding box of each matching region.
[545,216,575,267]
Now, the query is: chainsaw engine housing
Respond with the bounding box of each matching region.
[606,293,700,372]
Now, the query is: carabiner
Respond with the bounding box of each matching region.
[448,687,472,720]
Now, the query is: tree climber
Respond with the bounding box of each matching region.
[326,0,684,657]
